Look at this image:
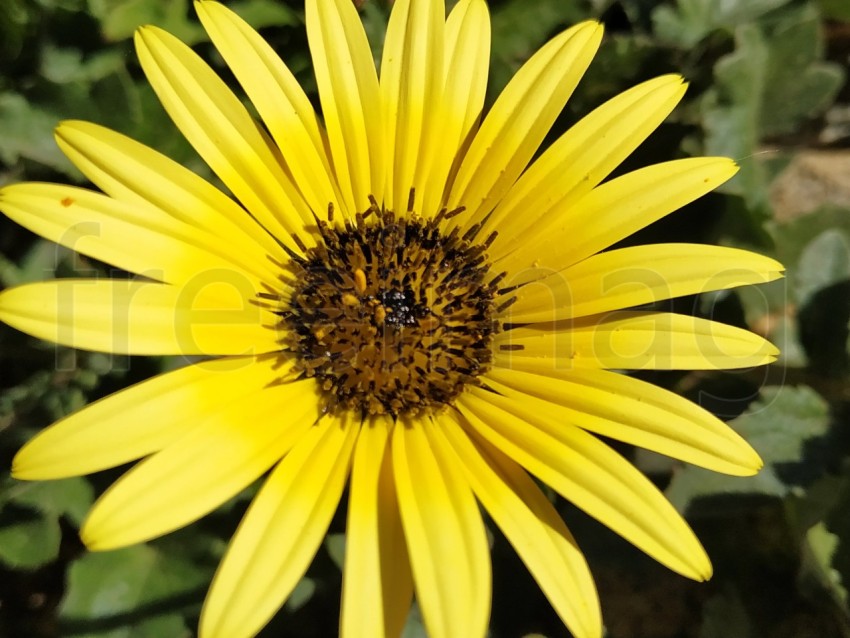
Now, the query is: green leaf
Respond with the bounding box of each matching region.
[0,476,94,568]
[0,510,61,568]
[0,92,78,174]
[59,544,206,638]
[818,0,850,22]
[228,0,298,29]
[284,577,316,613]
[801,522,847,606]
[700,6,844,212]
[767,206,850,285]
[489,0,588,96]
[35,0,86,9]
[401,603,427,638]
[87,0,206,43]
[666,386,830,512]
[700,24,770,213]
[0,0,33,62]
[817,0,850,20]
[795,228,850,307]
[731,386,828,463]
[324,533,346,571]
[652,0,792,49]
[759,5,845,137]
[768,208,850,373]
[772,312,808,368]
[40,47,125,86]
[7,477,94,526]
[360,0,388,65]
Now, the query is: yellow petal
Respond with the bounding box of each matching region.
[441,414,602,638]
[134,25,312,249]
[486,75,687,251]
[12,355,287,480]
[484,367,763,476]
[495,311,779,371]
[422,0,490,216]
[195,0,342,218]
[446,21,603,225]
[504,244,785,323]
[500,157,738,279]
[341,417,413,638]
[381,0,444,215]
[0,279,280,356]
[0,182,267,287]
[54,120,286,275]
[200,414,358,638]
[306,0,383,213]
[81,374,318,550]
[458,388,712,580]
[392,416,491,638]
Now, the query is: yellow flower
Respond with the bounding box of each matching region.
[0,1,782,637]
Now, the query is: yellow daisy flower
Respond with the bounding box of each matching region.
[0,1,782,637]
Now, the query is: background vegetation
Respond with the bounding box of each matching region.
[1,0,849,636]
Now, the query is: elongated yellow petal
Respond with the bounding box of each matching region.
[54,120,286,274]
[495,311,778,371]
[341,417,413,638]
[200,414,358,638]
[392,416,491,638]
[422,0,490,216]
[12,355,288,480]
[446,21,602,225]
[81,374,318,550]
[441,414,602,638]
[505,244,785,323]
[486,75,687,250]
[307,0,383,213]
[134,25,312,248]
[381,0,444,215]
[458,388,712,580]
[500,158,738,279]
[0,183,267,287]
[195,0,342,217]
[381,0,446,218]
[0,279,280,356]
[484,367,762,476]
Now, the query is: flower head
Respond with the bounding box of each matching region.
[0,1,783,637]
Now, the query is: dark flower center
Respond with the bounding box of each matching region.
[275,197,503,418]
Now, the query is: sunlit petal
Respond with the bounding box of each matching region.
[341,417,413,638]
[0,279,280,356]
[0,182,269,287]
[135,25,312,249]
[499,158,738,279]
[458,388,712,580]
[12,355,288,480]
[196,0,342,217]
[393,416,491,638]
[442,412,602,638]
[447,21,603,225]
[81,372,318,550]
[485,74,688,249]
[422,0,490,216]
[306,0,383,212]
[495,311,779,371]
[200,414,358,638]
[484,367,762,476]
[381,0,444,215]
[504,244,785,323]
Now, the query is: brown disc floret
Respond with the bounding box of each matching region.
[275,198,503,418]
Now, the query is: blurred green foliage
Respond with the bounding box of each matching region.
[1,0,850,636]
